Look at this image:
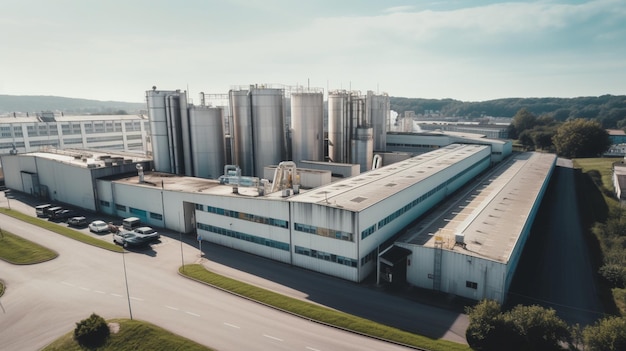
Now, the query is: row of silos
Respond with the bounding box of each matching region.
[146,88,225,179]
[148,86,389,180]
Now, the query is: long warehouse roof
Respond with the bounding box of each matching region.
[290,144,490,212]
[398,151,557,263]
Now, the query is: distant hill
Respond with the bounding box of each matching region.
[390,95,626,127]
[0,95,146,116]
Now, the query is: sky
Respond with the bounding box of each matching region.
[1,0,625,103]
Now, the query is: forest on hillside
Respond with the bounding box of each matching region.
[390,95,626,128]
[0,95,145,116]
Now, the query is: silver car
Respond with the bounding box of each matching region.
[88,220,110,233]
[133,226,160,242]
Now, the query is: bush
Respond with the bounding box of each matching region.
[599,264,626,288]
[74,313,110,347]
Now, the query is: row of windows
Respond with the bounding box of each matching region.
[0,141,25,149]
[294,245,357,267]
[197,223,290,251]
[103,201,162,221]
[294,223,353,242]
[361,224,376,240]
[197,204,289,229]
[87,135,124,143]
[361,248,378,265]
[377,155,489,231]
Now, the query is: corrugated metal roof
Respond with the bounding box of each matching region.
[290,144,490,212]
[398,152,557,263]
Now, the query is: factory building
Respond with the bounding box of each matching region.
[1,85,557,303]
[0,114,149,155]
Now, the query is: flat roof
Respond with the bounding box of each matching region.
[22,148,150,169]
[0,114,146,124]
[290,144,490,212]
[397,151,557,263]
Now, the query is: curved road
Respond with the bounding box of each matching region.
[0,197,460,351]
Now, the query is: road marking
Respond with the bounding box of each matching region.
[94,290,106,294]
[110,293,123,298]
[185,311,200,317]
[130,296,143,301]
[79,286,90,291]
[306,347,321,351]
[61,281,75,287]
[223,322,240,329]
[263,334,283,342]
[165,305,180,311]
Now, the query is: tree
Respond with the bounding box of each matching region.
[583,316,626,351]
[465,299,506,350]
[508,108,538,139]
[503,305,570,350]
[552,119,611,158]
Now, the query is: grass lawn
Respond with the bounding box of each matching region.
[0,229,58,264]
[43,318,213,351]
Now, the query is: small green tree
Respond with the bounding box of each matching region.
[465,299,507,350]
[503,305,570,350]
[583,316,626,351]
[74,313,110,347]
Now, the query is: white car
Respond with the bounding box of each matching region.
[133,226,160,242]
[89,220,110,233]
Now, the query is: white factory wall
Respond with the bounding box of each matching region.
[1,155,96,210]
[0,155,36,192]
[290,202,359,281]
[195,195,291,263]
[397,244,507,303]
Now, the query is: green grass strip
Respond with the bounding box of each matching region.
[180,264,470,351]
[0,208,123,253]
[0,229,58,264]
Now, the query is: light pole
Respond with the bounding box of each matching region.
[121,250,133,320]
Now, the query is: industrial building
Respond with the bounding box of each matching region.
[0,114,150,155]
[0,85,557,303]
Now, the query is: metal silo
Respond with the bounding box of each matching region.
[146,88,188,174]
[367,91,389,152]
[229,88,254,176]
[351,127,373,172]
[188,105,225,179]
[291,92,324,164]
[328,90,350,163]
[250,87,286,177]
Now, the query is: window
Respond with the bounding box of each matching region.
[115,204,127,212]
[99,200,110,207]
[150,212,163,220]
[466,281,478,289]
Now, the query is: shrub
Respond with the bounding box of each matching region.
[74,313,110,347]
[599,264,626,288]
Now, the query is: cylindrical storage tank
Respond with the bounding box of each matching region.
[250,87,285,177]
[351,127,373,172]
[291,92,324,165]
[367,91,389,152]
[229,89,255,176]
[188,105,225,179]
[146,89,174,173]
[328,91,350,163]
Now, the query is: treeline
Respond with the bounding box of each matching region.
[0,95,145,116]
[390,95,626,128]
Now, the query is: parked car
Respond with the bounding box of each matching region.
[44,206,63,218]
[67,216,87,227]
[51,209,79,221]
[88,220,110,233]
[133,226,160,242]
[113,231,151,248]
[36,204,53,217]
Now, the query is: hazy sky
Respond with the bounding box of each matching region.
[1,0,624,103]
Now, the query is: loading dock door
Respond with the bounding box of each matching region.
[378,245,412,288]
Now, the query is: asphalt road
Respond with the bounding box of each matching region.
[507,159,605,326]
[0,191,467,350]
